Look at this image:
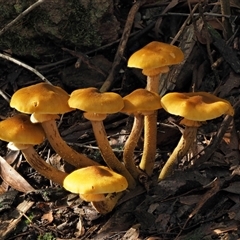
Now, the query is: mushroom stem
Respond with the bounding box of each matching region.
[21,147,68,186]
[91,192,124,214]
[90,120,136,189]
[139,111,158,176]
[41,120,99,168]
[138,75,161,176]
[146,75,161,92]
[123,114,144,179]
[158,126,198,181]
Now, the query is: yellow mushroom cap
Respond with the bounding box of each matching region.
[121,89,162,114]
[68,87,124,114]
[10,83,74,115]
[128,41,184,76]
[63,166,128,195]
[0,114,45,145]
[161,92,234,121]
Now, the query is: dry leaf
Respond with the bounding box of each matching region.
[74,216,85,238]
[41,211,54,224]
[0,156,34,193]
[122,224,140,240]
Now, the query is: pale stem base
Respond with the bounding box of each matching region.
[91,192,124,214]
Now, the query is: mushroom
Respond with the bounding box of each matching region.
[121,89,162,178]
[158,92,234,180]
[68,87,136,189]
[128,41,184,93]
[63,165,128,212]
[10,83,98,168]
[128,42,184,176]
[0,114,67,185]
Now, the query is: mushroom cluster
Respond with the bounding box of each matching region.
[0,41,183,214]
[2,40,234,216]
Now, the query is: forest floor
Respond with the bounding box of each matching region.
[0,0,240,239]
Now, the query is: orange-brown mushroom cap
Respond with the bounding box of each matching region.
[128,41,184,76]
[63,166,128,195]
[0,114,45,145]
[121,89,162,115]
[68,87,124,114]
[10,83,74,116]
[161,92,234,121]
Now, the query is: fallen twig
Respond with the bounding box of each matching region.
[219,0,232,39]
[0,0,46,36]
[170,3,199,45]
[62,48,107,77]
[100,0,147,92]
[0,53,52,85]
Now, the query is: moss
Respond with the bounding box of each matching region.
[60,0,101,47]
[0,37,38,58]
[0,3,17,19]
[0,0,104,58]
[14,1,28,14]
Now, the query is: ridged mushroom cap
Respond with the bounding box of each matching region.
[0,114,45,145]
[63,166,128,195]
[10,83,73,115]
[68,87,124,114]
[121,89,162,114]
[128,41,184,76]
[161,92,234,121]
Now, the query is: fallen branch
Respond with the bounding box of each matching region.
[100,0,147,92]
[0,0,46,36]
[0,53,52,85]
